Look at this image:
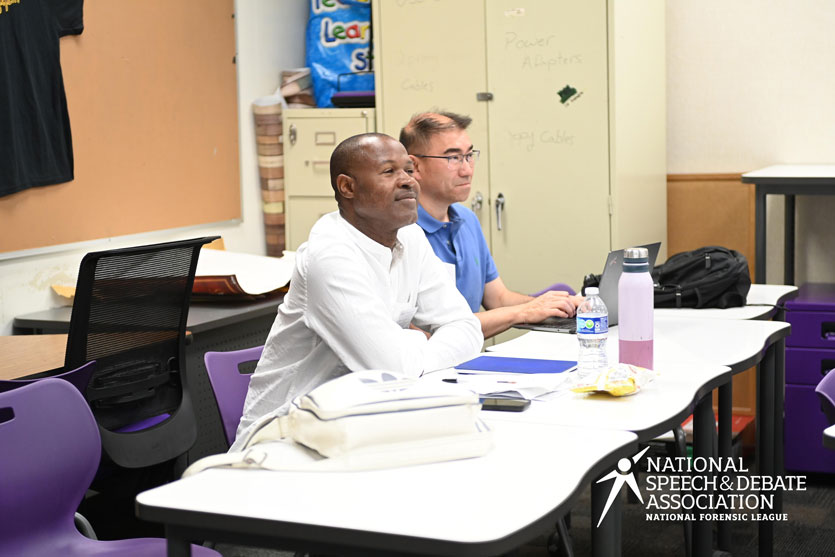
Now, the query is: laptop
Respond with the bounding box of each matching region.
[514,242,661,334]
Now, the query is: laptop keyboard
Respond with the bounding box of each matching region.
[538,316,576,330]
[514,316,577,333]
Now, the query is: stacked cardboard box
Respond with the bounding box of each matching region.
[252,69,316,257]
[281,68,315,108]
[253,99,284,257]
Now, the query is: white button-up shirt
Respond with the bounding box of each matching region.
[232,212,483,450]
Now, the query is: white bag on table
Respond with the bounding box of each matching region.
[183,370,493,476]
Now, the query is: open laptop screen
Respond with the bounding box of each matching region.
[600,242,661,326]
[513,241,660,333]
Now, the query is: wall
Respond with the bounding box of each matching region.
[0,0,308,335]
[0,0,240,254]
[666,0,835,284]
[5,1,834,335]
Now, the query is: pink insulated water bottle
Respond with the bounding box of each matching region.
[618,247,654,369]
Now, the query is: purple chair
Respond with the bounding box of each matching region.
[204,346,263,445]
[0,362,99,537]
[815,369,835,425]
[0,379,219,556]
[531,282,577,297]
[0,360,95,395]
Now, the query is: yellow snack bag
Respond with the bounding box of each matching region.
[571,363,657,397]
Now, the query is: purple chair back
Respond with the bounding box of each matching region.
[0,378,222,556]
[0,379,100,552]
[531,282,577,297]
[0,361,96,395]
[204,346,263,445]
[815,369,835,425]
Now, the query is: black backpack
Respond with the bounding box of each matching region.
[651,246,751,309]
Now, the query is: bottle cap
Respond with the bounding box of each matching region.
[624,247,649,261]
[585,287,599,295]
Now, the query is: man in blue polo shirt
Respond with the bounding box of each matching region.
[400,111,582,338]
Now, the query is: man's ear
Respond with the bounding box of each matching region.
[409,154,423,181]
[336,173,355,199]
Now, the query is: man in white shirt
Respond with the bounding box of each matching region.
[232,133,483,449]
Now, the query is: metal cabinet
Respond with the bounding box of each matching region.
[372,0,666,295]
[785,283,835,473]
[283,108,375,249]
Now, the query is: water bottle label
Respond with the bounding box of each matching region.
[577,315,608,335]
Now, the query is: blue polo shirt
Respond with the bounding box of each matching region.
[417,203,498,312]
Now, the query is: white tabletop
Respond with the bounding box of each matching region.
[654,284,797,321]
[484,361,729,440]
[490,317,790,374]
[136,420,637,553]
[825,424,835,451]
[742,165,835,179]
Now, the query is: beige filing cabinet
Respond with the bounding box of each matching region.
[283,108,376,250]
[372,0,666,296]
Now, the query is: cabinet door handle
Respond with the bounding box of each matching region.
[289,124,297,146]
[304,160,330,166]
[471,191,484,212]
[495,193,505,231]
[315,131,337,145]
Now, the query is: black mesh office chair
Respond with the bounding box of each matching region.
[65,236,217,470]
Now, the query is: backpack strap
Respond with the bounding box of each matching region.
[182,414,291,477]
[182,417,494,477]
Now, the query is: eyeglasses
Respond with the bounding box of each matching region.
[413,150,480,169]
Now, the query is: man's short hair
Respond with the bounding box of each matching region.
[399,111,472,153]
[329,132,390,199]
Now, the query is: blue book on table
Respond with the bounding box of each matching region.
[455,355,577,374]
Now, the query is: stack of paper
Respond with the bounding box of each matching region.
[50,248,296,304]
[454,356,576,400]
[193,249,295,301]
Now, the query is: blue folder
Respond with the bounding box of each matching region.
[455,355,577,374]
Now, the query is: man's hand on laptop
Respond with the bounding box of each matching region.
[518,290,582,323]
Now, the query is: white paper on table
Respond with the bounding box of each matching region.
[456,371,572,400]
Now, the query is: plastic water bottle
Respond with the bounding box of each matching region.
[576,287,608,379]
[618,247,654,369]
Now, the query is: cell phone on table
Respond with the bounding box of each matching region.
[480,397,531,412]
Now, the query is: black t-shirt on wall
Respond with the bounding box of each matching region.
[0,0,83,197]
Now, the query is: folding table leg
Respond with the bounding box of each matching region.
[717,381,733,551]
[592,477,622,557]
[757,345,776,557]
[692,394,715,557]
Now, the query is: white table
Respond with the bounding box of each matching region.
[490,318,788,374]
[490,316,791,557]
[428,353,731,557]
[741,164,835,284]
[136,305,790,557]
[477,360,730,444]
[655,284,798,321]
[136,420,637,557]
[825,424,835,451]
[480,358,731,557]
[655,283,797,553]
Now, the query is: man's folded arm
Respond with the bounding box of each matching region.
[411,238,484,371]
[304,249,480,376]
